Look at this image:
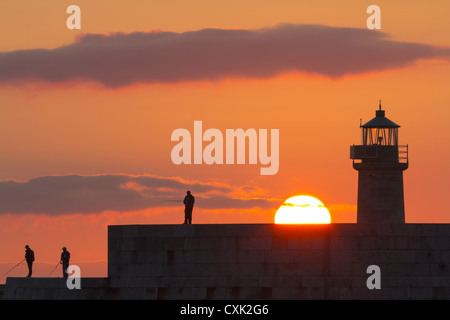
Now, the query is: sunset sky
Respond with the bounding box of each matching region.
[1,0,450,282]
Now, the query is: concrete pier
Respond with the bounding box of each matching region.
[3,223,450,299]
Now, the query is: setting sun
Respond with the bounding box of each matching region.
[275,195,331,224]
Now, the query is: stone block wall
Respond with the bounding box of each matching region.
[354,163,407,223]
[4,223,450,299]
[3,277,110,300]
[107,223,450,299]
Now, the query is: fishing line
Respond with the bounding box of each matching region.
[0,259,25,280]
[47,262,60,277]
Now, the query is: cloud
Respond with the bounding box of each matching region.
[0,174,277,215]
[0,24,448,87]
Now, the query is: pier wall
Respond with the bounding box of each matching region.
[4,223,450,299]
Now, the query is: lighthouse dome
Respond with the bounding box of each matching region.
[361,109,400,128]
[361,104,400,128]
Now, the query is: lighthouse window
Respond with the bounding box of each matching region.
[363,127,398,146]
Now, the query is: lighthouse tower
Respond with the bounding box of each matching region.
[350,102,408,223]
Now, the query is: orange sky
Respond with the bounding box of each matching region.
[1,0,450,282]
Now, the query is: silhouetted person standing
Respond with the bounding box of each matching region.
[60,247,70,279]
[183,191,195,224]
[24,245,34,277]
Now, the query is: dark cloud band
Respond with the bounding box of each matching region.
[0,24,448,87]
[0,174,274,215]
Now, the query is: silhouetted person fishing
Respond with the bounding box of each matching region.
[183,191,195,224]
[25,245,35,277]
[60,247,70,279]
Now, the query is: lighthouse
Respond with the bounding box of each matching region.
[350,102,408,223]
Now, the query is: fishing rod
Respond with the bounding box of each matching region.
[0,259,25,280]
[47,261,60,277]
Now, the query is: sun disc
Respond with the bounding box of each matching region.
[275,195,331,224]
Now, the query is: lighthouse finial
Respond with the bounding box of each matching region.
[379,100,382,110]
